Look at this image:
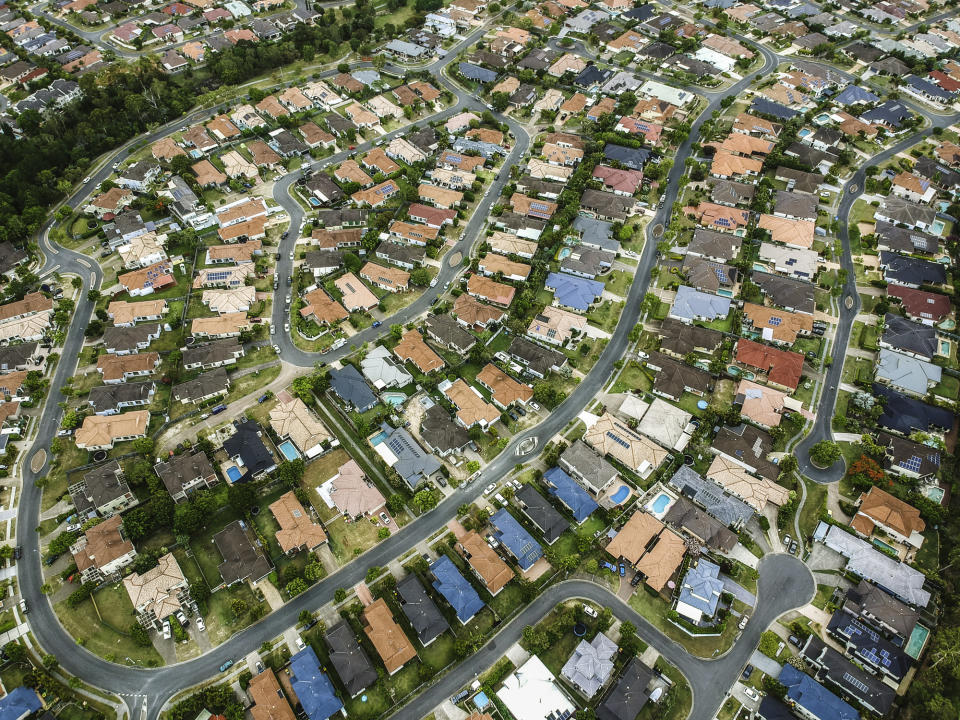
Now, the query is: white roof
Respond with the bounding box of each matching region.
[497,656,576,720]
[639,79,694,107]
[637,397,693,449]
[361,345,413,390]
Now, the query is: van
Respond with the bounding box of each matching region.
[493,493,507,506]
[210,404,227,415]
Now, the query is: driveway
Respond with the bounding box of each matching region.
[722,576,757,607]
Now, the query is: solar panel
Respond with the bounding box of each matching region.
[768,316,782,326]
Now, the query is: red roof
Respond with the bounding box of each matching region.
[930,71,960,93]
[163,2,192,13]
[407,203,456,227]
[887,284,951,322]
[735,338,804,391]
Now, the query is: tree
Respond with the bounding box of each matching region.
[410,267,431,286]
[365,566,383,583]
[809,440,841,467]
[231,598,248,618]
[227,482,257,515]
[412,489,439,513]
[334,587,348,603]
[189,581,210,604]
[286,578,308,597]
[304,561,325,582]
[490,91,510,112]
[299,610,313,626]
[377,527,390,540]
[41,654,58,670]
[86,289,100,302]
[130,622,152,647]
[3,641,25,663]
[386,494,405,514]
[521,625,550,654]
[778,455,798,476]
[133,437,155,456]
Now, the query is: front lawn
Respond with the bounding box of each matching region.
[628,588,742,658]
[604,270,634,297]
[224,364,282,404]
[204,583,268,646]
[610,360,653,394]
[932,374,959,400]
[586,300,625,332]
[799,479,827,541]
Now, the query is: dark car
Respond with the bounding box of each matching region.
[788,635,802,647]
[619,562,626,577]
[630,572,642,587]
[219,660,233,673]
[742,664,754,681]
[372,320,382,328]
[790,540,798,555]
[13,546,21,560]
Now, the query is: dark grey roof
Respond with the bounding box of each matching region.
[773,189,819,220]
[638,41,676,59]
[103,324,159,353]
[913,156,960,189]
[329,364,378,411]
[305,174,343,203]
[303,249,344,272]
[325,113,357,137]
[711,179,756,206]
[752,272,815,314]
[72,460,133,514]
[182,339,242,368]
[419,404,470,455]
[516,484,569,543]
[171,367,230,403]
[154,450,217,498]
[559,439,618,494]
[518,48,559,70]
[844,41,883,62]
[712,424,779,480]
[0,342,36,371]
[396,573,449,645]
[581,188,635,221]
[775,166,824,193]
[750,97,798,121]
[0,242,28,276]
[603,143,652,170]
[801,635,896,716]
[495,210,546,234]
[873,383,954,434]
[657,318,723,356]
[596,658,655,720]
[375,241,425,267]
[88,381,154,414]
[663,494,738,551]
[424,313,476,354]
[681,256,737,293]
[877,431,941,480]
[325,621,378,697]
[879,251,947,286]
[214,519,272,585]
[873,220,939,254]
[860,99,910,128]
[827,608,912,682]
[507,336,566,377]
[785,142,838,169]
[408,126,438,154]
[316,208,368,228]
[222,419,277,480]
[667,465,754,528]
[881,313,937,358]
[687,228,742,262]
[843,577,918,639]
[517,175,566,198]
[648,351,712,400]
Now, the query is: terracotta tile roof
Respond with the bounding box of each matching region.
[467,274,515,307]
[735,338,803,390]
[122,552,185,622]
[393,330,444,373]
[363,147,400,175]
[152,137,185,161]
[75,410,150,448]
[736,378,788,427]
[510,193,557,219]
[0,292,53,321]
[418,184,463,208]
[606,511,663,565]
[218,217,266,243]
[689,202,750,230]
[91,187,133,212]
[336,159,374,187]
[465,127,504,144]
[72,515,134,572]
[97,352,159,382]
[453,294,506,327]
[362,598,417,674]
[329,459,385,517]
[207,239,261,263]
[192,160,227,186]
[270,490,327,553]
[853,486,925,540]
[742,302,813,344]
[706,455,789,512]
[457,531,513,594]
[190,312,249,337]
[443,379,501,428]
[249,669,295,720]
[255,94,288,118]
[733,112,780,138]
[478,253,531,280]
[360,261,409,291]
[711,150,763,178]
[335,272,379,311]
[300,288,349,325]
[634,527,685,591]
[477,363,533,407]
[757,214,815,249]
[107,299,166,326]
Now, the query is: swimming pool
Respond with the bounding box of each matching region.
[650,493,671,514]
[717,289,734,297]
[557,247,573,260]
[370,429,390,445]
[930,219,946,236]
[752,263,768,272]
[278,440,301,461]
[610,485,630,505]
[308,197,321,207]
[905,624,930,659]
[797,128,812,138]
[872,538,898,555]
[226,466,243,483]
[938,318,956,331]
[382,392,406,406]
[940,340,951,356]
[923,485,945,504]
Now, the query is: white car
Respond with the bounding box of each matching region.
[296,636,305,651]
[196,617,205,632]
[273,345,281,353]
[379,512,391,524]
[493,493,507,506]
[162,621,172,640]
[176,610,189,627]
[289,251,294,260]
[637,351,649,359]
[743,687,760,701]
[484,483,497,496]
[83,176,91,184]
[583,605,598,619]
[270,326,276,335]
[529,402,540,411]
[284,323,290,332]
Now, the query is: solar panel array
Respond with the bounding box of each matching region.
[768,316,782,326]
[842,672,870,694]
[606,431,631,449]
[713,267,728,284]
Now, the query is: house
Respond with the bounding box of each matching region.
[327,459,385,519]
[222,419,277,482]
[580,188,635,222]
[214,519,272,585]
[778,665,859,720]
[658,319,723,359]
[597,659,656,720]
[605,511,686,591]
[476,364,532,409]
[418,405,470,458]
[873,221,938,255]
[97,352,160,384]
[843,577,918,642]
[431,554,485,623]
[182,340,243,371]
[828,609,912,683]
[675,558,723,623]
[352,180,400,208]
[442,379,500,429]
[155,450,218,502]
[329,365,378,412]
[362,599,417,675]
[876,348,941,397]
[270,490,326,554]
[669,286,731,324]
[396,574,449,646]
[879,430,942,482]
[369,423,441,490]
[879,252,946,288]
[288,647,344,720]
[123,552,188,629]
[71,515,136,583]
[425,314,477,355]
[735,378,789,428]
[543,467,597,523]
[892,172,938,203]
[874,196,936,232]
[325,621,378,697]
[527,306,588,347]
[75,410,150,450]
[735,338,803,391]
[455,530,512,596]
[334,272,379,313]
[544,272,603,313]
[467,274,515,307]
[70,460,138,517]
[646,352,712,401]
[800,635,896,717]
[269,395,331,459]
[687,228,742,263]
[752,272,815,315]
[87,381,154,416]
[758,243,819,280]
[516,484,569,544]
[478,253,530,282]
[393,330,443,374]
[561,633,617,697]
[668,465,754,528]
[490,508,543,570]
[361,345,413,390]
[360,261,408,293]
[850,485,925,551]
[559,439,618,501]
[758,214,815,249]
[498,657,576,720]
[190,313,249,339]
[880,314,938,361]
[507,336,567,379]
[584,413,668,479]
[248,670,294,720]
[689,202,750,232]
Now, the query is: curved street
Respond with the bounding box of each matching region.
[11,10,953,720]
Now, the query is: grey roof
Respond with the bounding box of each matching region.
[304,249,344,273]
[516,484,569,543]
[561,633,617,697]
[325,621,378,697]
[559,439,618,494]
[752,272,815,314]
[103,324,159,353]
[648,351,713,400]
[360,345,413,389]
[214,519,272,585]
[711,179,756,207]
[876,348,941,395]
[425,313,476,354]
[88,381,154,414]
[374,423,441,490]
[775,166,824,193]
[667,465,754,528]
[663,495,738,551]
[687,228,742,262]
[815,522,930,607]
[658,318,723,357]
[572,215,618,253]
[827,608,913,681]
[222,420,276,481]
[669,286,731,322]
[879,251,947,287]
[774,189,818,220]
[581,188,635,222]
[72,460,133,514]
[801,635,896,715]
[597,658,655,720]
[458,61,498,83]
[518,48,559,71]
[396,573,449,645]
[0,241,28,276]
[677,558,724,617]
[0,341,36,370]
[881,314,938,359]
[329,364,378,411]
[507,336,566,377]
[376,241,425,268]
[171,367,230,403]
[182,339,242,368]
[843,578,918,639]
[877,430,941,480]
[712,424,779,481]
[681,256,737,293]
[154,450,216,498]
[386,38,428,57]
[419,404,470,455]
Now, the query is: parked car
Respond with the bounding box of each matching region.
[210,404,227,415]
[529,402,540,411]
[783,534,792,549]
[790,540,798,555]
[162,621,171,640]
[485,534,499,549]
[176,610,188,627]
[13,546,21,560]
[742,664,754,680]
[743,687,760,701]
[379,512,391,525]
[788,635,801,647]
[493,493,507,506]
[285,323,290,332]
[484,483,497,496]
[196,617,205,632]
[219,660,233,673]
[630,572,642,587]
[583,605,598,618]
[618,562,626,577]
[256,662,264,674]
[19,599,27,614]
[296,636,305,651]
[739,614,749,630]
[372,320,382,328]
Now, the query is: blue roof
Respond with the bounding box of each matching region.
[670,285,731,322]
[329,364,378,412]
[0,686,43,720]
[750,97,798,120]
[459,62,498,83]
[544,467,598,523]
[872,383,954,435]
[290,647,344,720]
[545,272,604,312]
[860,100,910,128]
[490,508,543,570]
[779,664,859,720]
[431,554,486,622]
[906,74,954,100]
[833,85,880,105]
[623,3,656,20]
[677,559,724,617]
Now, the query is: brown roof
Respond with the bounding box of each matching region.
[249,669,296,720]
[476,363,532,407]
[336,159,374,187]
[269,490,327,553]
[742,302,813,344]
[607,512,664,565]
[207,239,261,262]
[75,410,149,448]
[72,515,134,572]
[453,294,506,327]
[91,187,132,212]
[0,292,53,321]
[299,122,335,146]
[363,147,400,175]
[97,352,159,381]
[633,528,685,591]
[457,531,513,595]
[757,214,815,249]
[192,160,227,187]
[418,184,463,208]
[255,94,288,119]
[852,486,925,540]
[360,261,409,291]
[479,253,531,280]
[466,127,504,145]
[218,217,266,243]
[362,598,417,674]
[467,275,515,307]
[247,139,281,167]
[300,288,349,325]
[443,379,501,428]
[207,114,240,139]
[393,330,444,373]
[735,338,803,390]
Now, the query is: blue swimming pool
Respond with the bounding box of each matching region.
[382,392,406,406]
[610,485,630,504]
[650,493,671,514]
[226,466,243,483]
[308,197,321,207]
[278,440,301,461]
[905,624,930,659]
[370,430,390,445]
[797,128,812,138]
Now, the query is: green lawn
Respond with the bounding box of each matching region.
[610,360,653,394]
[604,270,634,297]
[799,479,827,540]
[628,588,742,658]
[204,583,268,646]
[224,364,282,404]
[932,374,959,400]
[914,530,939,574]
[44,442,90,511]
[586,300,625,333]
[55,585,164,667]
